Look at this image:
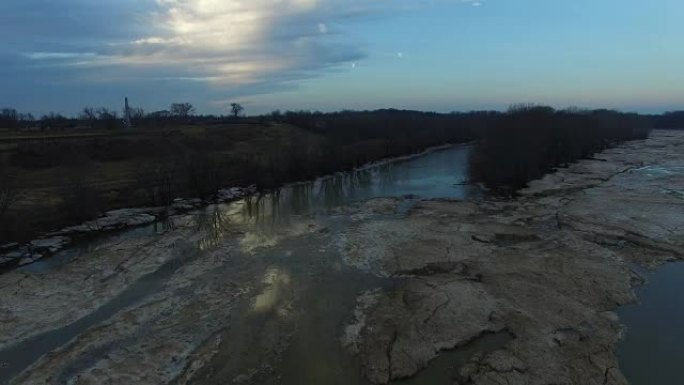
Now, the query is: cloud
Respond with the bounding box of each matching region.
[1,0,483,112]
[9,1,472,86]
[76,0,372,86]
[24,52,98,61]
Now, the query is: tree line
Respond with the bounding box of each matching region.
[0,102,246,131]
[468,105,654,193]
[3,103,683,133]
[1,103,681,244]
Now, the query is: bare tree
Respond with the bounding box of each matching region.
[18,113,35,122]
[148,110,171,119]
[39,112,68,130]
[0,172,18,221]
[170,103,195,118]
[230,103,244,119]
[96,107,118,121]
[136,161,179,207]
[61,168,100,222]
[185,153,220,200]
[1,108,19,129]
[129,107,145,120]
[80,107,97,128]
[80,107,97,121]
[1,108,18,121]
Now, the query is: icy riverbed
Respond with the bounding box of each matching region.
[0,132,683,385]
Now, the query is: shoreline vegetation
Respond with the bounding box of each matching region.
[470,105,654,193]
[0,105,682,246]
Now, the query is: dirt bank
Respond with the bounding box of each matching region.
[340,130,684,384]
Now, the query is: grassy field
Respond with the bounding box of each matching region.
[0,123,330,243]
[0,120,450,244]
[3,106,654,244]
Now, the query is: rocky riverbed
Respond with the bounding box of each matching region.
[341,130,684,384]
[0,130,682,385]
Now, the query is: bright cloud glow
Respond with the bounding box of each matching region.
[107,0,363,84]
[58,0,477,87]
[12,0,482,104]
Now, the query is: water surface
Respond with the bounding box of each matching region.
[2,144,481,384]
[10,143,680,385]
[618,263,684,385]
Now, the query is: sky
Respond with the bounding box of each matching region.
[1,0,683,116]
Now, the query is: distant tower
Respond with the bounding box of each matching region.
[124,97,132,128]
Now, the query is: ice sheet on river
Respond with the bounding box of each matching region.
[0,131,682,384]
[338,130,684,384]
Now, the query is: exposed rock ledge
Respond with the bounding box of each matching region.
[339,130,684,384]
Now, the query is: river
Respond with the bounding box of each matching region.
[1,140,680,385]
[1,144,483,384]
[618,263,684,385]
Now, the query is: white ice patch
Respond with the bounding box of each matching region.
[341,289,382,354]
